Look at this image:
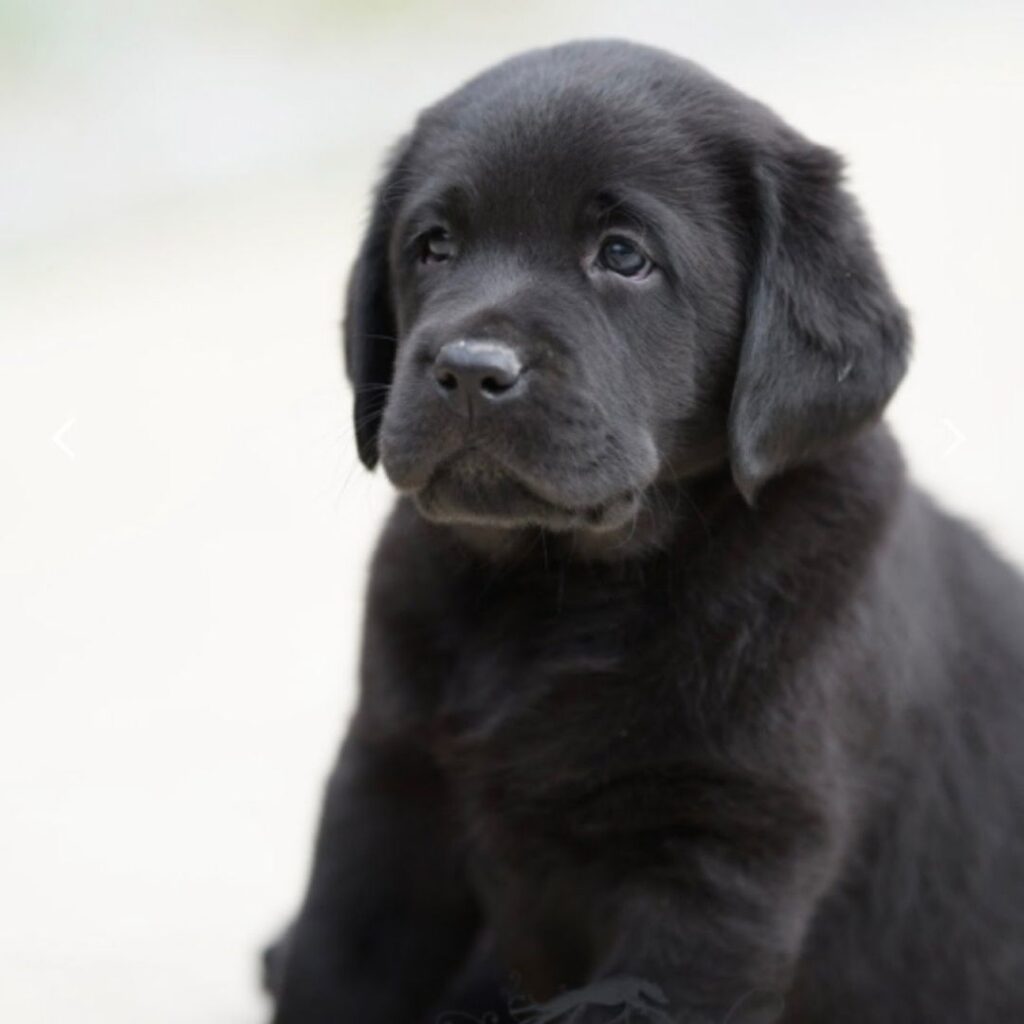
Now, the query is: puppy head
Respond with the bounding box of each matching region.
[346,41,909,533]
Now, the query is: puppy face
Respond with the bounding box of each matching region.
[346,42,910,534]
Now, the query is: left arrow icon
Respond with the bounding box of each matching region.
[53,416,77,461]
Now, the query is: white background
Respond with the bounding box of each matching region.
[1,1,1022,1020]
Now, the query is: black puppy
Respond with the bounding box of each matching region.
[266,41,1024,1023]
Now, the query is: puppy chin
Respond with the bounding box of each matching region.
[408,455,642,534]
[415,482,641,533]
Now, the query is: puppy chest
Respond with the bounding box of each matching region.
[431,661,696,856]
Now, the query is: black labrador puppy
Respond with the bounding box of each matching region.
[265,40,1024,1024]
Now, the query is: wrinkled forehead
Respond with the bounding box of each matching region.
[399,85,703,238]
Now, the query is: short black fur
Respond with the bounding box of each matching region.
[265,41,1024,1024]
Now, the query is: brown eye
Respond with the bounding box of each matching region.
[422,227,456,263]
[599,236,649,277]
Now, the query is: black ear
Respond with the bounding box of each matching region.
[344,138,412,469]
[728,140,910,503]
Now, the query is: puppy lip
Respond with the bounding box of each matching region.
[377,434,444,493]
[411,450,643,532]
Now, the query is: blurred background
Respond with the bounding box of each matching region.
[1,1,1022,1020]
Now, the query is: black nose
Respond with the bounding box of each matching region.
[432,340,524,416]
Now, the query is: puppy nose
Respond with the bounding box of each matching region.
[432,340,524,416]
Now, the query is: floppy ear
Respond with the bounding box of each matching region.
[343,138,412,469]
[728,140,910,503]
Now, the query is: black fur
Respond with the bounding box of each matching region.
[266,41,1024,1024]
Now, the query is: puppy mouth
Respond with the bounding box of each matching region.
[411,450,641,533]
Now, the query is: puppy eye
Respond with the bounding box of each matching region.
[421,227,456,264]
[599,236,650,278]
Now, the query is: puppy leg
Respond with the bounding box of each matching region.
[423,934,518,1024]
[269,730,480,1024]
[568,878,816,1024]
